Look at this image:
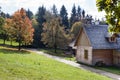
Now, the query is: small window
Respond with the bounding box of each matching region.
[111,37,116,42]
[109,37,116,42]
[84,49,88,60]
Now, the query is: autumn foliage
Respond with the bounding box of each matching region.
[41,18,71,53]
[3,18,13,44]
[12,8,34,50]
[0,8,34,50]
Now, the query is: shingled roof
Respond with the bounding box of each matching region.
[84,25,120,49]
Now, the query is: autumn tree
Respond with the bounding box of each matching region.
[0,12,6,18]
[2,18,17,45]
[71,22,83,39]
[22,17,34,46]
[12,8,34,50]
[44,11,55,22]
[41,18,70,53]
[0,18,13,45]
[31,18,39,47]
[96,0,120,32]
[3,18,14,45]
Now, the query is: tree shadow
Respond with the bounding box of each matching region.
[0,48,30,54]
[0,44,18,48]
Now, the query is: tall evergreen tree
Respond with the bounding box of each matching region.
[0,7,1,13]
[72,4,76,17]
[60,5,69,29]
[0,12,6,18]
[70,4,77,28]
[5,13,11,18]
[33,6,46,48]
[36,6,46,25]
[77,6,81,20]
[26,9,33,20]
[52,4,58,17]
[82,9,85,19]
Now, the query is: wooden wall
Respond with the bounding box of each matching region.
[76,46,92,65]
[92,49,113,66]
[75,28,91,47]
[75,27,93,65]
[113,51,120,67]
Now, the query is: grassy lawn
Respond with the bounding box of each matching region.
[0,39,18,46]
[94,66,120,75]
[0,46,111,80]
[40,48,76,61]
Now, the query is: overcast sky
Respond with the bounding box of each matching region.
[0,0,105,19]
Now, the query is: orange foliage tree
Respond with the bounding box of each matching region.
[4,18,14,45]
[12,8,34,50]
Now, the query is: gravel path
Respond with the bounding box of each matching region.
[28,49,120,80]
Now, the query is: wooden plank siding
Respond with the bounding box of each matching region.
[113,51,120,67]
[76,46,92,65]
[75,28,93,65]
[75,27,91,47]
[92,49,113,66]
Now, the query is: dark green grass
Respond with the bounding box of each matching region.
[0,46,111,80]
[94,66,120,75]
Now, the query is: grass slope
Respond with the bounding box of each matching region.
[0,46,111,80]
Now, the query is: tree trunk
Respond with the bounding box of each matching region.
[10,40,12,46]
[18,38,21,51]
[25,43,27,46]
[18,41,21,51]
[3,39,5,45]
[3,35,6,45]
[54,44,57,53]
[3,34,7,45]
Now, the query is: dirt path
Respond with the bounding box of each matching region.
[28,49,120,80]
